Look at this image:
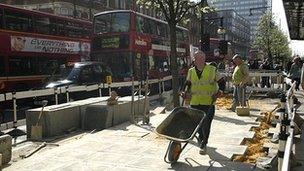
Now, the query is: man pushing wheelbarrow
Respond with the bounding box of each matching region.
[183,50,222,155]
[156,50,223,163]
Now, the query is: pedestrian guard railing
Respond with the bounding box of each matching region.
[279,81,297,171]
[0,70,294,129]
[0,76,173,127]
[222,70,288,93]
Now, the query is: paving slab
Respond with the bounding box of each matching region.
[3,98,279,171]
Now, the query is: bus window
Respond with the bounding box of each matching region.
[41,59,65,75]
[9,57,37,76]
[34,16,51,34]
[83,25,92,38]
[136,16,144,33]
[177,29,184,41]
[156,23,167,38]
[0,57,5,77]
[4,10,32,32]
[100,52,132,79]
[94,12,130,33]
[66,21,82,38]
[136,16,152,34]
[183,30,189,41]
[57,19,67,36]
[94,13,111,33]
[0,9,3,28]
[112,13,130,32]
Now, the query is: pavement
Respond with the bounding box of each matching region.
[290,91,304,171]
[2,98,279,171]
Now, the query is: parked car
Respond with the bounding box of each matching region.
[45,62,111,89]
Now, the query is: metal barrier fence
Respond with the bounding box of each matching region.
[280,82,297,171]
[223,70,286,93]
[0,76,173,127]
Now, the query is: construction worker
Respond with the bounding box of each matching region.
[183,50,221,155]
[229,54,250,112]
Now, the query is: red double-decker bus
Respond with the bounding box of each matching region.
[91,10,190,83]
[0,4,92,92]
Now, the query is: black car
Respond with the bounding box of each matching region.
[46,62,110,89]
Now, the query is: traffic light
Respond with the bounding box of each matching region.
[201,34,210,52]
[219,40,228,55]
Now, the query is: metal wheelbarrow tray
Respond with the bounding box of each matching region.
[155,107,206,163]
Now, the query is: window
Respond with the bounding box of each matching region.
[94,12,130,33]
[79,66,94,84]
[34,16,51,34]
[156,22,167,37]
[66,21,83,38]
[8,57,65,76]
[136,16,155,34]
[95,52,132,79]
[177,29,184,41]
[57,19,67,36]
[9,57,36,76]
[5,10,32,32]
[0,57,5,77]
[0,9,3,29]
[109,0,115,8]
[112,13,130,32]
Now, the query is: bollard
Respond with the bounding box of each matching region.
[66,86,69,103]
[158,79,162,97]
[12,92,17,127]
[279,94,287,120]
[131,76,135,124]
[139,82,142,97]
[98,84,102,97]
[54,88,58,105]
[278,125,289,171]
[282,113,291,132]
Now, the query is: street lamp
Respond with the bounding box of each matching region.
[217,27,226,35]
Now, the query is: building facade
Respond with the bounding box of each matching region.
[209,0,270,40]
[206,9,251,57]
[1,0,136,20]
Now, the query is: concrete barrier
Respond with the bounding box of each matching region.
[70,97,109,129]
[26,103,80,138]
[0,135,12,165]
[83,103,113,130]
[26,96,149,138]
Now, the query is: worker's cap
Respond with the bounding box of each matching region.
[232,54,242,60]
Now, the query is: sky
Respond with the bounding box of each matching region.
[193,0,304,56]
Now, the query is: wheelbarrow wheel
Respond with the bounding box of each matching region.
[167,141,182,163]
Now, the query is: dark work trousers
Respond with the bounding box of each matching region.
[293,78,301,90]
[261,77,270,88]
[191,105,215,148]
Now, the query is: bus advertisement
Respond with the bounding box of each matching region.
[0,3,92,93]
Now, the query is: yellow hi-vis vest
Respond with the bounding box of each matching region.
[188,65,218,105]
[232,63,246,85]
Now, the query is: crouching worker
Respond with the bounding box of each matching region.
[183,50,222,155]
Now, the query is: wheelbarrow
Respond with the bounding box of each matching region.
[155,107,206,163]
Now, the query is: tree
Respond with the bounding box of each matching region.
[253,12,292,63]
[136,0,213,107]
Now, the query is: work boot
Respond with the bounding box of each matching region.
[199,146,207,155]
